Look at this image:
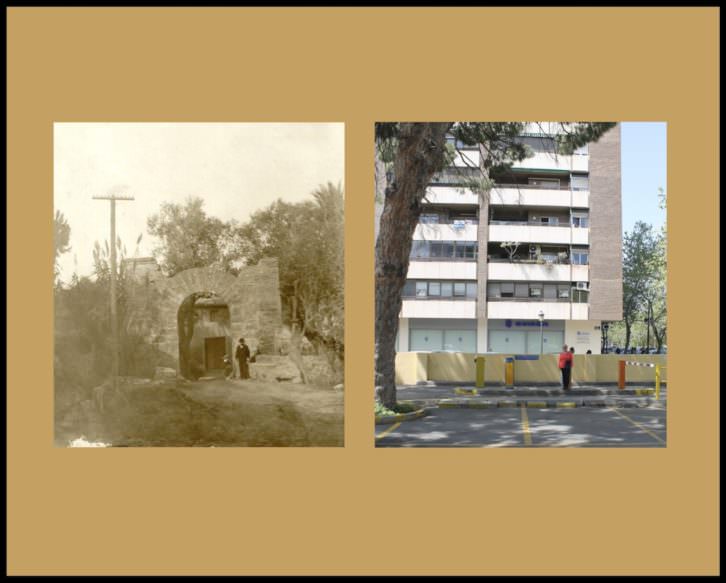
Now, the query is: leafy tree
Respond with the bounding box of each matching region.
[234,182,345,376]
[54,210,71,286]
[147,197,226,276]
[374,122,616,408]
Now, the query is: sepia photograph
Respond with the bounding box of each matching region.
[374,122,667,448]
[54,122,345,447]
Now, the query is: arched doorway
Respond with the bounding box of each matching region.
[177,292,232,380]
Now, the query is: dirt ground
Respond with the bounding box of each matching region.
[58,377,343,447]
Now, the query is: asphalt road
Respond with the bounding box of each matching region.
[375,405,666,448]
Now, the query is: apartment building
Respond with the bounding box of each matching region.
[396,123,622,355]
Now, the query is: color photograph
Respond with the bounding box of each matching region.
[375,122,667,448]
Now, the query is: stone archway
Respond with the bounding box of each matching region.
[146,260,283,373]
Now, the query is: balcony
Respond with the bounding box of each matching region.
[490,184,589,208]
[511,152,588,173]
[414,222,478,242]
[424,185,479,205]
[407,261,477,280]
[401,299,476,319]
[488,222,589,245]
[487,301,589,320]
[487,262,589,282]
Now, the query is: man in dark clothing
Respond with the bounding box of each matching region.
[235,338,251,379]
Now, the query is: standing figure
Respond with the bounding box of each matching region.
[568,346,576,389]
[558,344,573,391]
[235,337,251,379]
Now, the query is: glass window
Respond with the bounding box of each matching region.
[571,174,589,190]
[528,178,560,189]
[430,242,443,258]
[428,282,441,296]
[416,282,428,297]
[558,285,570,299]
[420,213,439,224]
[529,285,542,298]
[410,329,443,352]
[543,284,557,299]
[454,283,466,297]
[501,282,514,297]
[441,282,453,297]
[488,283,501,298]
[443,330,477,353]
[411,241,429,258]
[441,242,455,258]
[515,283,529,298]
[572,213,589,228]
[403,281,416,297]
[466,282,477,298]
[572,251,589,265]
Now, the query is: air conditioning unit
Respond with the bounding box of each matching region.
[576,282,589,290]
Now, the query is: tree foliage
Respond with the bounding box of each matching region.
[234,182,345,361]
[147,197,227,276]
[54,210,71,286]
[612,213,667,352]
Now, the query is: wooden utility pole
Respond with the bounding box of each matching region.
[93,192,134,389]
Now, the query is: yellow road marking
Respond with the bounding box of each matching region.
[609,408,666,444]
[375,422,402,440]
[520,404,533,446]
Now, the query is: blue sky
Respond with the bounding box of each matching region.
[620,122,667,235]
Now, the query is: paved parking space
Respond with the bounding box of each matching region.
[375,406,666,448]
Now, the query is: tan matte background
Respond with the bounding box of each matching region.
[7,7,719,576]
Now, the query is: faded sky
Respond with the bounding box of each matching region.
[54,123,344,283]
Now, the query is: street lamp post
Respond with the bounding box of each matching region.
[538,310,545,354]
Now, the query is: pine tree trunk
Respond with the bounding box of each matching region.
[374,123,451,408]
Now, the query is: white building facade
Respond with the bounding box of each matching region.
[397,124,623,355]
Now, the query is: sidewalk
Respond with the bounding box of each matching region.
[395,383,667,410]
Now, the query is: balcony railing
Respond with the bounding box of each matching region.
[487,256,571,265]
[489,219,576,227]
[410,256,478,262]
[492,182,589,192]
[488,296,587,303]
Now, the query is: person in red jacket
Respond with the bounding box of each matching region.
[558,344,574,391]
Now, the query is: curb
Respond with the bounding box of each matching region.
[375,407,430,425]
[435,398,654,409]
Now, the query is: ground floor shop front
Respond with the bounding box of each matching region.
[396,317,604,355]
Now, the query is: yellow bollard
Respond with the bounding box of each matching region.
[655,364,661,400]
[505,357,514,386]
[475,356,485,388]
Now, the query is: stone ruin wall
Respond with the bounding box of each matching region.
[124,258,283,372]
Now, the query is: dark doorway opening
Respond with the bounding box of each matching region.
[204,336,227,372]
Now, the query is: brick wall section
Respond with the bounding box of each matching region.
[588,124,623,320]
